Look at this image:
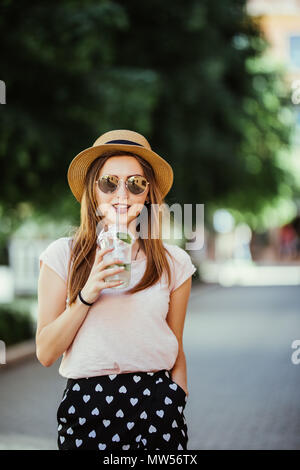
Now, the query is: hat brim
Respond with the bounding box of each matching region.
[67,143,174,203]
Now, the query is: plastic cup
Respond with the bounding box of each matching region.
[97,224,134,288]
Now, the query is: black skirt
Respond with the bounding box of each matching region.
[57,368,188,451]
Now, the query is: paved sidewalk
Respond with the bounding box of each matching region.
[185,284,300,450]
[0,355,64,450]
[0,283,299,450]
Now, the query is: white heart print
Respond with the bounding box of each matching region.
[55,370,174,450]
[149,425,157,433]
[130,398,138,406]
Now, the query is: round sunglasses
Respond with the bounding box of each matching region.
[95,174,149,195]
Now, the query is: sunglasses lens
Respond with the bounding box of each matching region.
[98,175,148,194]
[98,175,118,193]
[127,176,147,195]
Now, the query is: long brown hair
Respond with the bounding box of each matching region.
[66,150,174,306]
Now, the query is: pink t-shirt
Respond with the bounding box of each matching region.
[38,237,197,379]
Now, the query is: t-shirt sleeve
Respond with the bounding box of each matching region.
[39,238,70,284]
[168,245,197,293]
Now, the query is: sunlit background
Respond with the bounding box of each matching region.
[0,0,299,450]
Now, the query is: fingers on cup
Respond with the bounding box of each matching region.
[101,259,124,270]
[97,245,114,259]
[108,265,125,273]
[103,278,124,286]
[101,265,124,281]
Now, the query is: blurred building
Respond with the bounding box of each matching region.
[247,0,300,132]
[246,0,300,262]
[198,3,300,282]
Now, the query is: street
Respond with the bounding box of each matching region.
[0,284,299,450]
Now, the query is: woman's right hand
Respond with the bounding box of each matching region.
[80,246,125,304]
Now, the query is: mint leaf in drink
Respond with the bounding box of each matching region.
[116,231,132,244]
[107,263,125,269]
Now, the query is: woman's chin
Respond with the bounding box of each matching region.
[102,206,142,227]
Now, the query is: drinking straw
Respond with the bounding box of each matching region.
[116,203,120,235]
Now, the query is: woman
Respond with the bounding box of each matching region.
[36,129,196,451]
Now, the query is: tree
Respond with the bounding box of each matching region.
[0,0,294,243]
[113,0,294,230]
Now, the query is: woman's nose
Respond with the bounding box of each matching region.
[115,179,128,198]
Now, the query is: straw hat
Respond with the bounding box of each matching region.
[67,129,174,203]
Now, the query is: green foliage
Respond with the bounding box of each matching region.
[0,0,295,236]
[0,0,160,225]
[116,0,292,218]
[0,304,34,346]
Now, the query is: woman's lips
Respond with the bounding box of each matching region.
[113,205,130,214]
